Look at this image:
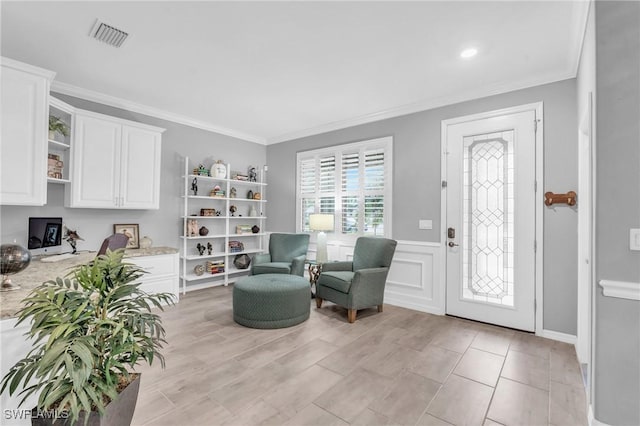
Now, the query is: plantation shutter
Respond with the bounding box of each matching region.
[299,158,316,231]
[364,149,385,235]
[341,152,360,234]
[296,137,392,238]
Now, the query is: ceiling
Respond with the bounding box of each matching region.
[1,1,589,145]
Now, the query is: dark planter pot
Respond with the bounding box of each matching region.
[31,374,141,426]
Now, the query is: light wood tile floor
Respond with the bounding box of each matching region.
[132,286,587,426]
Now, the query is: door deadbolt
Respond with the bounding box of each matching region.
[447,227,456,239]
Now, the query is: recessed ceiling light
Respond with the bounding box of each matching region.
[460,48,478,59]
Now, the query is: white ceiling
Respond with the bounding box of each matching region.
[1,1,589,144]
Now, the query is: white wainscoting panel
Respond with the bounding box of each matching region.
[311,239,445,315]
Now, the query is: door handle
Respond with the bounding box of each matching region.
[448,241,459,247]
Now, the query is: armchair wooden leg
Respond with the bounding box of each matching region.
[316,297,323,308]
[378,304,383,313]
[347,309,357,323]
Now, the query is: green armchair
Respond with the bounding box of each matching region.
[315,236,397,323]
[251,233,310,276]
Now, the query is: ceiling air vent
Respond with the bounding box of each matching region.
[89,19,129,48]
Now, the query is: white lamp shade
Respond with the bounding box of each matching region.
[309,214,334,232]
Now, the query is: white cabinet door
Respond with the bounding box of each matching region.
[70,113,121,208]
[0,59,54,205]
[120,124,162,209]
[68,112,163,209]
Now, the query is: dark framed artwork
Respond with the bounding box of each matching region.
[113,224,140,249]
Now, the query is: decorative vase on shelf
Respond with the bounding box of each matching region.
[140,236,153,249]
[212,161,227,179]
[248,206,257,217]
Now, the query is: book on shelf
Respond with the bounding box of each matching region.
[206,260,225,274]
[228,240,244,253]
[236,225,252,234]
[47,155,64,179]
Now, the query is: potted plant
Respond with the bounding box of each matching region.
[48,116,69,140]
[0,249,175,425]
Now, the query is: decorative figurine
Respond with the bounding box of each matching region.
[248,166,257,182]
[253,192,261,200]
[187,219,198,236]
[63,226,84,254]
[196,243,206,256]
[197,164,209,176]
[229,205,237,216]
[191,177,198,196]
[207,242,212,255]
[251,225,260,234]
[230,187,237,198]
[194,264,205,276]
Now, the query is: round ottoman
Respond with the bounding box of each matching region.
[233,274,310,329]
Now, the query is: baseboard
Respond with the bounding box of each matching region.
[384,297,445,316]
[589,404,611,426]
[540,329,577,345]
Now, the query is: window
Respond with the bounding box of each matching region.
[296,137,392,238]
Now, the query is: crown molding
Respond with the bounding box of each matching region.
[50,81,267,145]
[1,56,56,81]
[266,70,576,144]
[570,0,592,77]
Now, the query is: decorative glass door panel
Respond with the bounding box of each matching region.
[445,108,537,332]
[462,132,514,307]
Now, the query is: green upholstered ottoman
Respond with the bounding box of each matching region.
[233,274,310,329]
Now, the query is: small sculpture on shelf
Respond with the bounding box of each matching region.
[199,226,209,236]
[194,164,209,176]
[210,185,225,197]
[233,254,251,270]
[253,192,261,200]
[229,205,237,217]
[251,225,260,234]
[63,226,84,254]
[207,242,212,255]
[247,190,253,199]
[191,177,198,196]
[230,187,237,198]
[194,264,205,276]
[248,166,257,182]
[187,219,198,237]
[196,243,206,256]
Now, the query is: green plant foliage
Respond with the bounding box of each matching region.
[48,116,69,137]
[0,249,175,424]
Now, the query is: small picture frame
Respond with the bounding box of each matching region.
[42,223,62,247]
[113,224,140,249]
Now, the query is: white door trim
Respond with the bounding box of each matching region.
[440,102,544,333]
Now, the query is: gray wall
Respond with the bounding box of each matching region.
[593,1,640,424]
[267,79,578,335]
[0,94,266,254]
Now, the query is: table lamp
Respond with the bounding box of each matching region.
[309,214,334,263]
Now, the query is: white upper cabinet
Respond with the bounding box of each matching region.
[67,110,164,209]
[1,58,55,206]
[120,124,162,209]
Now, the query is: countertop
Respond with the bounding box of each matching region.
[0,247,178,319]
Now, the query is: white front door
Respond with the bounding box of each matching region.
[444,108,538,331]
